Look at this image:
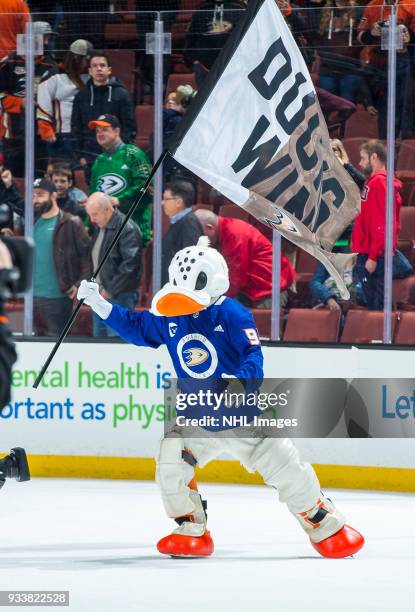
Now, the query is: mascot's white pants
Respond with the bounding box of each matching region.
[156,429,321,519]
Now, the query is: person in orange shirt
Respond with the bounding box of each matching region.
[0,0,30,58]
[357,0,415,138]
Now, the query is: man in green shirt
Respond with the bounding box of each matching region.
[88,114,152,246]
[33,178,91,336]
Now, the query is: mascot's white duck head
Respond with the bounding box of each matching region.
[151,236,229,317]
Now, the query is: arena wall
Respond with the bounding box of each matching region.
[2,341,415,491]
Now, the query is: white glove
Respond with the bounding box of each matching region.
[77,280,113,320]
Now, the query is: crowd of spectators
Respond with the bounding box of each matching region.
[1,0,415,342]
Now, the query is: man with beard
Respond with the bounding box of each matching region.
[33,178,91,336]
[351,139,403,310]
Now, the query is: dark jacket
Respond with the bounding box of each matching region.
[71,77,136,161]
[90,209,142,297]
[0,181,24,228]
[52,210,91,293]
[0,300,17,411]
[57,192,86,221]
[162,211,203,284]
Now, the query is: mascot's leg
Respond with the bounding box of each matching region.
[155,433,220,557]
[222,436,364,559]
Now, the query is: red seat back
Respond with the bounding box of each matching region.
[283,308,341,342]
[340,310,398,344]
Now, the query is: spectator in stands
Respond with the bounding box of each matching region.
[312,0,377,111]
[357,1,415,138]
[150,85,197,185]
[161,180,203,284]
[0,162,24,228]
[46,160,87,208]
[0,0,30,58]
[194,209,296,308]
[50,163,87,219]
[86,192,142,337]
[37,39,93,163]
[185,1,247,70]
[88,114,152,247]
[331,138,365,189]
[351,139,404,310]
[71,51,136,167]
[33,178,91,336]
[0,21,57,177]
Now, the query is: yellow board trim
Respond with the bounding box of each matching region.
[20,455,415,493]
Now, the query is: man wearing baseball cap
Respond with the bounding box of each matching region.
[88,114,152,246]
[33,178,91,336]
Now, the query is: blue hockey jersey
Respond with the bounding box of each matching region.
[105,297,264,430]
[105,296,263,381]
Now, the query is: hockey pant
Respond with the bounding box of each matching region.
[155,430,346,542]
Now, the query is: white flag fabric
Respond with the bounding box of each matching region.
[168,0,360,299]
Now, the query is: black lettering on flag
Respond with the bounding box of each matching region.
[231,115,286,189]
[275,75,314,135]
[295,113,319,171]
[283,187,309,219]
[248,38,292,100]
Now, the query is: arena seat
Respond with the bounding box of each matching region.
[283,308,341,342]
[400,181,415,206]
[166,72,197,95]
[135,105,154,151]
[104,23,137,43]
[343,137,368,167]
[398,207,415,264]
[393,276,415,309]
[219,202,250,221]
[394,311,415,343]
[340,310,398,344]
[344,109,379,139]
[396,140,415,182]
[73,169,88,194]
[399,207,415,240]
[107,50,136,94]
[251,309,285,339]
[193,203,213,211]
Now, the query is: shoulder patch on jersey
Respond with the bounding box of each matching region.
[243,328,261,345]
[361,185,369,201]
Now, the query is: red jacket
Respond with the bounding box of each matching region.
[218,216,296,303]
[351,170,401,261]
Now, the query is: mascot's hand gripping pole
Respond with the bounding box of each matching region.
[33,150,169,389]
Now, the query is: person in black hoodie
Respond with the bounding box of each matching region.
[70,51,136,168]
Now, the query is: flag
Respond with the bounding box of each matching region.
[167,0,360,299]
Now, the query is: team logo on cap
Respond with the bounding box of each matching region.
[177,334,218,379]
[97,174,126,195]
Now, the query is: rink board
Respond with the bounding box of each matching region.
[2,340,415,491]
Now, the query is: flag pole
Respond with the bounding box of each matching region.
[33,150,169,389]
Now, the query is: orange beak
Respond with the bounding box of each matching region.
[155,292,206,316]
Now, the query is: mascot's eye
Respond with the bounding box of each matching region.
[173,279,177,286]
[195,271,207,290]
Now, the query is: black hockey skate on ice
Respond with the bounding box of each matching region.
[0,447,30,489]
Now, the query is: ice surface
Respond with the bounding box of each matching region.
[1,479,413,611]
